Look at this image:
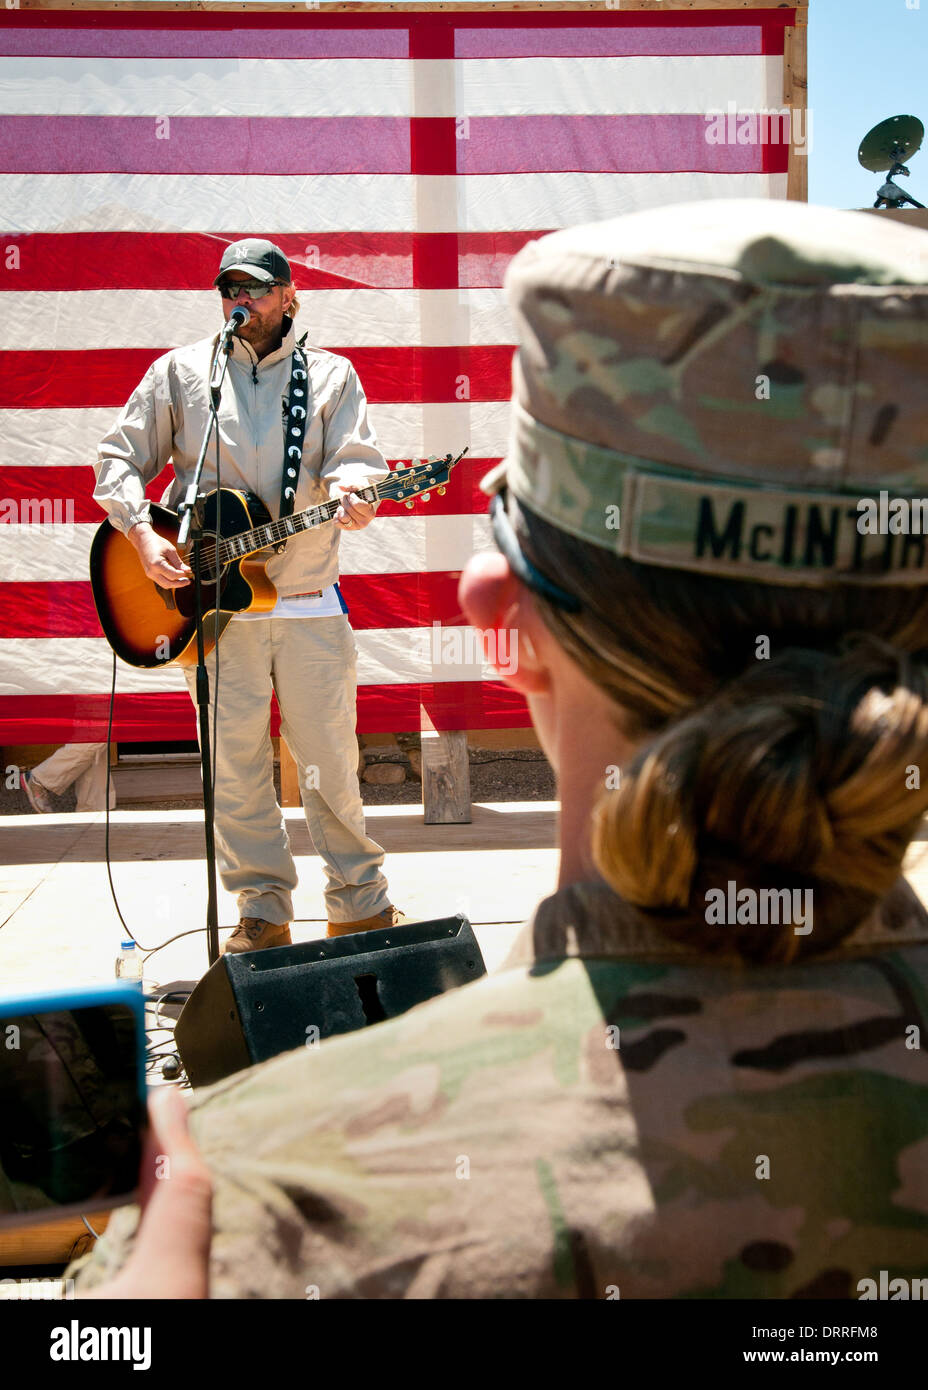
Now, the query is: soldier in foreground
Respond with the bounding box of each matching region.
[76,199,928,1298]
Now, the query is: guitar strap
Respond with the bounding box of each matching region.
[275,341,309,548]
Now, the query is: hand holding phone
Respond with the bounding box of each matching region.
[0,986,147,1226]
[0,982,212,1298]
[89,1087,212,1301]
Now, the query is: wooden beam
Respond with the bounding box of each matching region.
[0,1211,110,1269]
[783,13,809,203]
[857,208,928,232]
[278,738,301,809]
[420,724,471,824]
[20,1,808,13]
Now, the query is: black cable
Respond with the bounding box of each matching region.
[211,418,222,803]
[103,649,137,944]
[103,645,208,958]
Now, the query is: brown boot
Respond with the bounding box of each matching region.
[222,918,292,955]
[326,906,409,938]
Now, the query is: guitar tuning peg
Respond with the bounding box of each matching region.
[437,487,446,496]
[421,492,431,502]
[405,500,415,509]
[395,461,406,472]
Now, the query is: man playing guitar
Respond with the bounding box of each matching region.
[93,240,406,953]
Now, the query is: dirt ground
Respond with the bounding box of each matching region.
[360,746,555,806]
[0,746,555,816]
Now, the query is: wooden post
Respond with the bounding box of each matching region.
[420,703,471,823]
[421,729,472,824]
[278,738,301,808]
[784,11,809,204]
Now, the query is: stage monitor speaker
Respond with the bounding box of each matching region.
[175,914,486,1088]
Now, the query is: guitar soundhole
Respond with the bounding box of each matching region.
[194,531,224,586]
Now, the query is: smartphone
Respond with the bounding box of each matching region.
[0,983,147,1229]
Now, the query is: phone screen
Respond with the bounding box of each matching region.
[0,1000,146,1224]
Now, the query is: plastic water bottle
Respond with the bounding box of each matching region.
[115,940,143,981]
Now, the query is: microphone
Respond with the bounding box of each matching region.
[219,304,251,350]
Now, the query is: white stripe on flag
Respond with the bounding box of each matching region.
[0,58,413,117]
[459,54,784,117]
[0,171,789,235]
[0,403,512,468]
[0,54,781,118]
[3,290,517,351]
[2,628,499,694]
[0,515,495,583]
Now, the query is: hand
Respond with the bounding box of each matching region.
[334,485,377,532]
[84,1088,212,1300]
[130,522,193,588]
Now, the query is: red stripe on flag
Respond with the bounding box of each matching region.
[455,24,779,58]
[0,584,101,639]
[410,118,458,178]
[0,574,472,639]
[0,11,798,33]
[459,114,790,175]
[1,348,515,409]
[0,27,409,58]
[0,683,532,743]
[0,20,783,59]
[0,117,413,176]
[0,114,791,177]
[409,13,455,61]
[0,233,547,291]
[0,461,495,524]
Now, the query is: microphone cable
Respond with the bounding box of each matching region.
[103,649,208,958]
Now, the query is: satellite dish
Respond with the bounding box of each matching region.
[858,115,925,209]
[858,115,924,172]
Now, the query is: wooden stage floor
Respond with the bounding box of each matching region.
[0,801,560,996]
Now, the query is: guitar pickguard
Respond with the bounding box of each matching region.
[173,491,275,621]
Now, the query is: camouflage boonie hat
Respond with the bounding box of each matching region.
[482,199,928,586]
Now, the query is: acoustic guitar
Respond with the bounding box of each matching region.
[90,451,464,669]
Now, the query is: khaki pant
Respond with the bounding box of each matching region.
[32,743,116,811]
[183,615,389,927]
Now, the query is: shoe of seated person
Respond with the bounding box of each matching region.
[326,905,409,938]
[222,918,292,955]
[22,771,56,814]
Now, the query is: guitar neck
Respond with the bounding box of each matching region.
[219,483,381,564]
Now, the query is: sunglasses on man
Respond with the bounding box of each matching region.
[218,279,283,300]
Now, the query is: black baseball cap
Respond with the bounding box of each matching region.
[214,239,291,286]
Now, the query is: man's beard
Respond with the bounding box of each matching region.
[244,314,285,357]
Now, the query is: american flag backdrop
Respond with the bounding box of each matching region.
[0,5,800,744]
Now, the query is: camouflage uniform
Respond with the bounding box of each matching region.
[71,877,928,1298]
[71,201,928,1296]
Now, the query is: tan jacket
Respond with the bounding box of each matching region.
[93,319,389,597]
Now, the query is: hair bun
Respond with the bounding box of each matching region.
[593,636,928,962]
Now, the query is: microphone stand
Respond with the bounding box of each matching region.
[176,314,244,967]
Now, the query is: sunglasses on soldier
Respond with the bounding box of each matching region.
[489,491,581,614]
